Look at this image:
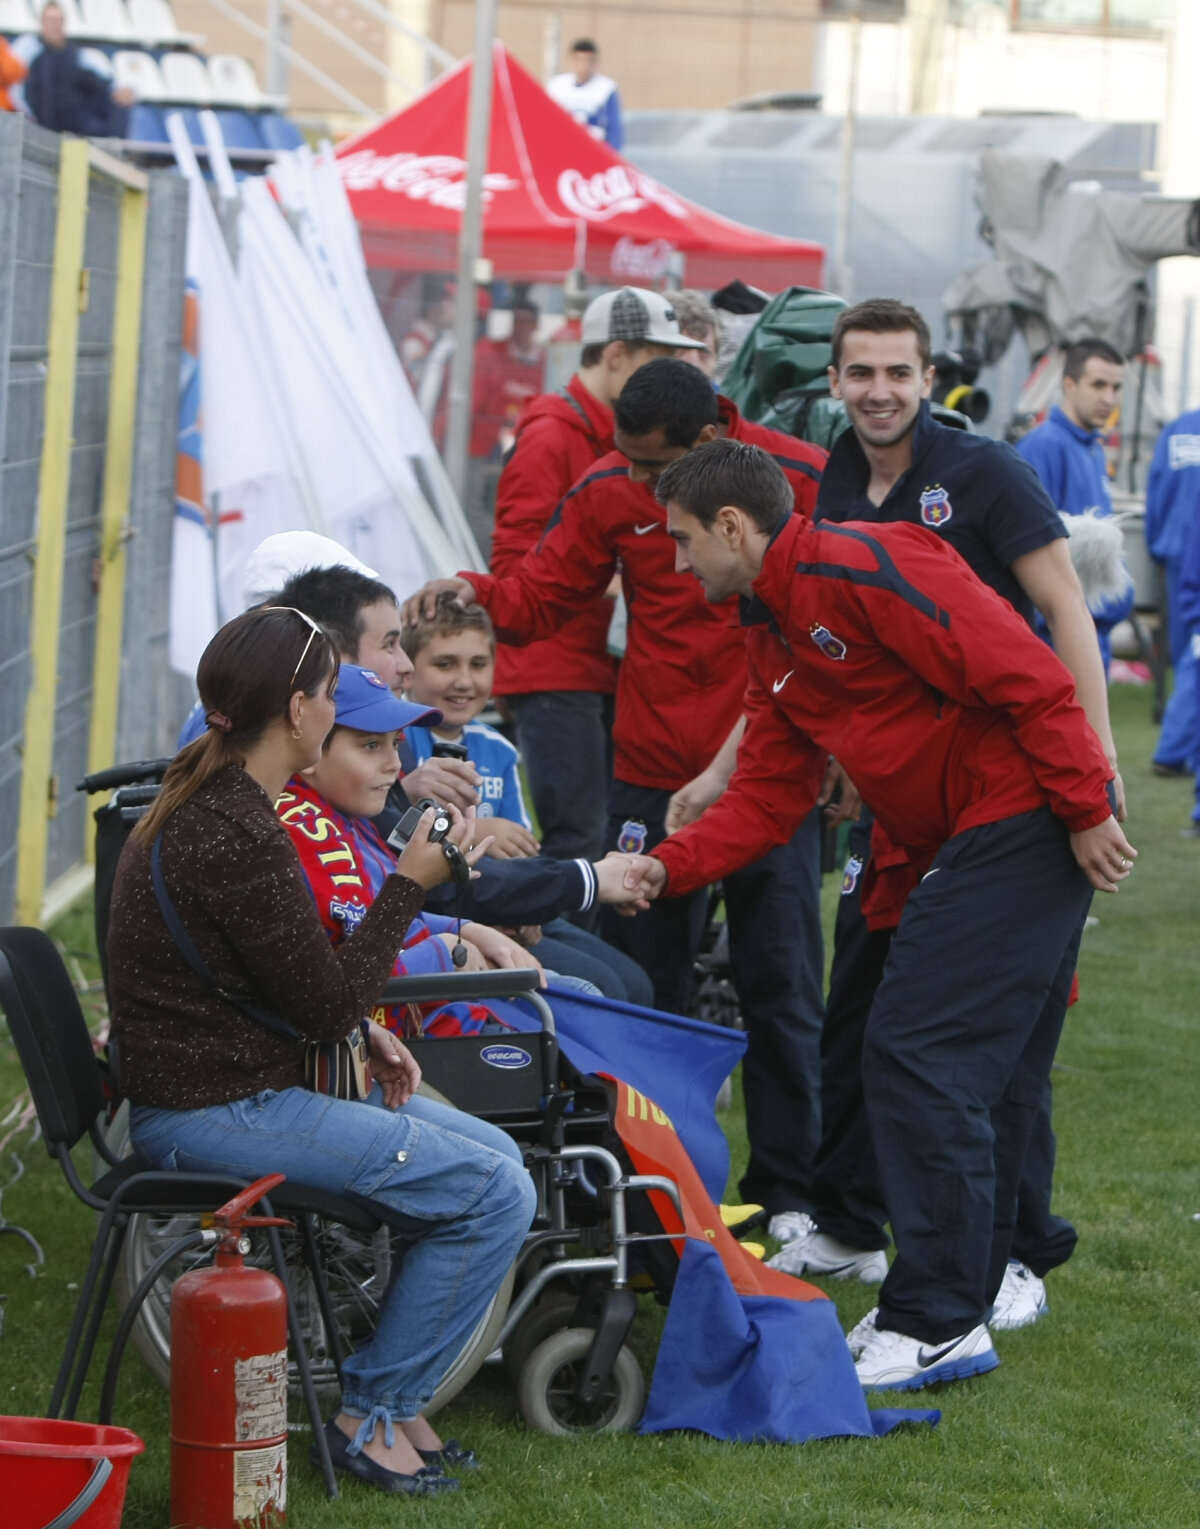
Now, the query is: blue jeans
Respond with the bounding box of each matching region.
[130,1086,536,1443]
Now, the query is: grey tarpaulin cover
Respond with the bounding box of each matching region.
[944,151,1200,363]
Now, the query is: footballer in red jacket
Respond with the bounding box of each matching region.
[406,359,831,1231]
[489,287,703,865]
[621,439,1135,1393]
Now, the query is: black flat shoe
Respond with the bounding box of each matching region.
[313,1419,460,1495]
[417,1439,479,1472]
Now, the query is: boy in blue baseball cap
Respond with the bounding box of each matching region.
[278,664,547,1036]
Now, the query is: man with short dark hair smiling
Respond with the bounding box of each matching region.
[622,437,1136,1393]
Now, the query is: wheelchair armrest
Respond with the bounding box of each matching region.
[378,969,543,1005]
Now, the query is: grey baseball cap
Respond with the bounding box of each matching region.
[580,287,708,350]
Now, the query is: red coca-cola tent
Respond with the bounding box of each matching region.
[336,42,824,291]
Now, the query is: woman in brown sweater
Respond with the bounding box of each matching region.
[108,607,536,1497]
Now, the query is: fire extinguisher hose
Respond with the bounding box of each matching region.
[99,1228,217,1424]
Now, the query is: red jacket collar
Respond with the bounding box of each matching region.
[741,511,815,629]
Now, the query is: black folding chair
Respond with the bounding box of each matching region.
[0,924,380,1499]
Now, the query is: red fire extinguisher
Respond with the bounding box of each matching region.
[170,1174,292,1529]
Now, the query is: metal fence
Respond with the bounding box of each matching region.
[0,114,189,928]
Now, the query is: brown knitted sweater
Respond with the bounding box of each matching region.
[108,765,424,1110]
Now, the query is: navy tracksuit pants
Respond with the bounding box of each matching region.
[813,812,1080,1281]
[601,779,826,1218]
[863,808,1092,1341]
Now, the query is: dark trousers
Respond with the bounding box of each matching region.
[536,917,654,1009]
[863,809,1091,1342]
[813,813,1079,1276]
[510,692,615,926]
[601,779,825,1217]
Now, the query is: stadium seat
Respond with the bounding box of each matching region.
[78,0,131,41]
[214,108,264,151]
[160,48,211,103]
[113,46,167,99]
[0,0,37,36]
[257,112,304,151]
[128,100,166,140]
[207,52,264,109]
[126,0,184,46]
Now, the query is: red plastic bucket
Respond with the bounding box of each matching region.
[0,1416,145,1529]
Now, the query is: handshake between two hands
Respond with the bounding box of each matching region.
[593,852,668,916]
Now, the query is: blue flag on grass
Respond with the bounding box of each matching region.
[493,985,746,1202]
[640,1240,939,1442]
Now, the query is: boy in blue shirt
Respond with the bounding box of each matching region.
[402,596,654,1005]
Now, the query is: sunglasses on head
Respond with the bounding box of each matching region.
[261,606,327,692]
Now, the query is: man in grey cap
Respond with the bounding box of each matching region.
[489,287,706,886]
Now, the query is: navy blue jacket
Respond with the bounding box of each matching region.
[374,780,597,926]
[25,42,117,136]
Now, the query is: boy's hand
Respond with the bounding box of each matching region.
[402,577,477,627]
[402,756,481,813]
[481,818,541,859]
[435,933,488,971]
[459,924,547,985]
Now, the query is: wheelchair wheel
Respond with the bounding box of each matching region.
[517,1328,645,1435]
[503,1290,580,1384]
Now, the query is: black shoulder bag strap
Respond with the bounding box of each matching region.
[150,832,301,1042]
[557,385,605,455]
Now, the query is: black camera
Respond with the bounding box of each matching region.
[431,739,470,763]
[387,796,452,853]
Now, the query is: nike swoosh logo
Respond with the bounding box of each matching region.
[772,671,794,694]
[917,1340,962,1367]
[633,523,658,535]
[921,868,941,881]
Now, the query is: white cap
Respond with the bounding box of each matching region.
[242,532,381,610]
[580,287,708,351]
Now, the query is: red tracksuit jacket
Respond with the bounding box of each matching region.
[468,402,826,791]
[490,375,620,698]
[654,513,1114,896]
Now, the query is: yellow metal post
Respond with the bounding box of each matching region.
[85,182,149,848]
[15,139,90,926]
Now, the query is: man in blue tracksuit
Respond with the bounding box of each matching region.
[1178,496,1200,830]
[1016,338,1135,672]
[1145,408,1200,778]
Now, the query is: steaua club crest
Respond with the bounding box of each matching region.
[919,484,953,527]
[841,855,864,896]
[618,819,648,855]
[809,622,847,661]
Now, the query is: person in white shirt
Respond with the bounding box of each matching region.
[546,38,623,150]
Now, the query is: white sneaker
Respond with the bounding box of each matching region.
[767,1225,889,1283]
[767,1211,815,1245]
[855,1322,999,1391]
[845,1307,879,1360]
[990,1260,1048,1331]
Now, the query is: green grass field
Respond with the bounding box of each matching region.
[1,684,1197,1528]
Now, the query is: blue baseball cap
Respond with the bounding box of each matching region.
[334,666,442,732]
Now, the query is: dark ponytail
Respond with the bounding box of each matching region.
[135,607,337,842]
